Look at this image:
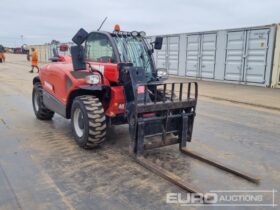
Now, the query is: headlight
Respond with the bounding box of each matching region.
[157,70,167,77]
[157,68,168,80]
[85,75,100,85]
[139,31,146,37]
[131,31,138,37]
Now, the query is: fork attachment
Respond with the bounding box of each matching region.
[119,66,198,156]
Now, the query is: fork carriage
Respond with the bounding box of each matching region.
[119,66,198,156]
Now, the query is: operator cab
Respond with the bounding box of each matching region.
[71,26,167,82]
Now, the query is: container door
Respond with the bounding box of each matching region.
[201,33,216,78]
[224,31,246,81]
[156,37,167,69]
[167,36,180,75]
[186,35,200,77]
[244,29,269,83]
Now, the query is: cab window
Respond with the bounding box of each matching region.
[85,33,116,63]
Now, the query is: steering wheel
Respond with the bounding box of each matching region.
[98,56,114,63]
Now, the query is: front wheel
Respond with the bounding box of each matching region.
[71,95,106,149]
[32,83,54,120]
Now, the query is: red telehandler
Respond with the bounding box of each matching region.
[32,27,259,200]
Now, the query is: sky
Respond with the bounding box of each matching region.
[1,0,280,47]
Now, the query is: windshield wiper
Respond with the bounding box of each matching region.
[140,51,151,73]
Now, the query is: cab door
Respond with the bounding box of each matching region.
[85,32,118,75]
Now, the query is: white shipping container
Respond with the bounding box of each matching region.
[150,24,278,87]
[271,24,280,88]
[28,42,73,64]
[28,44,51,63]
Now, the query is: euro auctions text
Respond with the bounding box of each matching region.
[166,190,278,207]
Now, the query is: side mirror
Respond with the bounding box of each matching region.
[154,36,163,50]
[72,28,89,45]
[156,68,168,80]
[70,46,86,71]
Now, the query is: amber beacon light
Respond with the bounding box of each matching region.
[114,24,120,31]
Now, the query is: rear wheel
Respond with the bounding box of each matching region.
[32,83,54,120]
[71,95,106,149]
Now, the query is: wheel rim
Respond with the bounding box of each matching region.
[73,108,85,138]
[34,91,39,112]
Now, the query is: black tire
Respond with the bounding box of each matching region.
[71,95,106,149]
[32,83,54,120]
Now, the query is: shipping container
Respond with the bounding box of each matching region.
[28,43,73,63]
[271,24,280,88]
[28,44,52,63]
[149,24,278,87]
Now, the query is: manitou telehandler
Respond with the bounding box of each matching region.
[32,26,259,199]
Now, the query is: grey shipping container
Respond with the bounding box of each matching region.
[149,24,278,87]
[155,36,180,75]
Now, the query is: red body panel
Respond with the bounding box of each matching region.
[40,59,125,116]
[105,86,125,116]
[58,55,72,62]
[85,61,119,83]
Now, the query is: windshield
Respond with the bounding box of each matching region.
[113,35,153,81]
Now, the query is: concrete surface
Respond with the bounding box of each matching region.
[0,54,279,210]
[170,76,280,111]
